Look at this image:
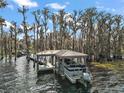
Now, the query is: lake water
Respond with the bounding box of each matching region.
[0,56,91,93]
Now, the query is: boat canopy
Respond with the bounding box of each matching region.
[56,50,87,58]
[37,50,87,58]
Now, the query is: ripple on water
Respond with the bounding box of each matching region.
[0,56,91,93]
[30,83,55,92]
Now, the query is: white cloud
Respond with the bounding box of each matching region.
[64,13,73,23]
[7,5,14,10]
[19,25,23,29]
[103,8,116,13]
[46,3,66,10]
[112,8,116,12]
[47,29,51,33]
[95,1,116,13]
[18,34,24,39]
[95,1,104,9]
[5,21,12,28]
[3,21,14,31]
[13,0,38,8]
[19,24,32,30]
[49,20,52,24]
[65,2,70,5]
[114,7,124,15]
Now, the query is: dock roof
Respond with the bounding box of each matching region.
[37,50,60,56]
[37,50,87,58]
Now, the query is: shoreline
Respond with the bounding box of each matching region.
[89,61,124,93]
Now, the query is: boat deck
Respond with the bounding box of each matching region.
[39,62,54,71]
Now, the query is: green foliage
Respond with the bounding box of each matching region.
[0,0,7,8]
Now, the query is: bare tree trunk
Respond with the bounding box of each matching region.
[36,25,39,52]
[18,6,29,59]
[8,37,12,63]
[4,36,7,62]
[33,24,36,54]
[0,25,3,60]
[14,25,17,62]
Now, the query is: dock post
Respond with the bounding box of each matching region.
[37,63,39,71]
[33,60,35,69]
[51,56,54,65]
[37,55,39,71]
[58,57,60,75]
[61,58,64,77]
[55,56,57,74]
[55,56,58,74]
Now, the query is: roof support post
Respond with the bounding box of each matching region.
[62,58,64,75]
[51,56,54,65]
[37,55,39,71]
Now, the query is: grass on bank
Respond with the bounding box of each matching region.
[91,61,124,72]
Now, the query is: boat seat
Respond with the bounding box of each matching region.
[69,64,86,68]
[82,68,86,72]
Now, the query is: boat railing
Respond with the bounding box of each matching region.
[65,64,86,70]
[69,64,86,68]
[64,65,86,72]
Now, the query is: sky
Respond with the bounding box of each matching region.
[0,0,124,38]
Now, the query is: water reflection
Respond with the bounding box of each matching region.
[0,56,90,93]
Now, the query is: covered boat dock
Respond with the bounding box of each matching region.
[35,50,87,73]
[35,50,87,70]
[36,50,87,69]
[31,50,90,84]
